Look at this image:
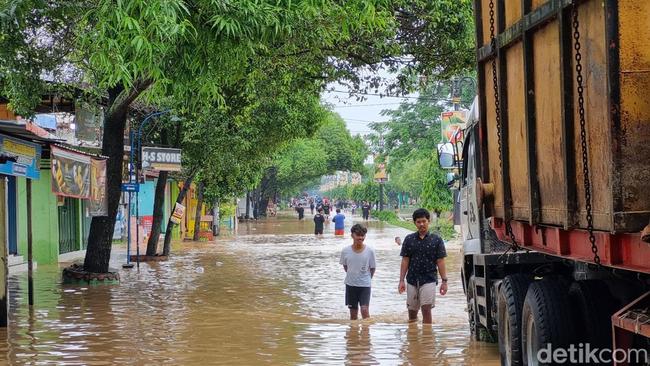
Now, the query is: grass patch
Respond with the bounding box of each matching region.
[370,210,458,241]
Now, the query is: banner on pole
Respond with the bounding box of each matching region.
[440,110,468,144]
[374,162,388,183]
[170,202,185,225]
[89,158,108,216]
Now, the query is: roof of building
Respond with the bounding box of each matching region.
[0,119,61,145]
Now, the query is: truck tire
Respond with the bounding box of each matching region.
[521,279,577,366]
[497,274,532,366]
[568,280,618,349]
[468,275,496,342]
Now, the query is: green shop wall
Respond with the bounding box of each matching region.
[17,173,60,265]
[170,181,181,239]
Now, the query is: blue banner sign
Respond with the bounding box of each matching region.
[0,134,41,179]
[121,183,139,192]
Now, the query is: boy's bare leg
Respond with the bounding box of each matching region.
[349,308,359,320]
[360,306,370,319]
[421,305,432,324]
[408,310,418,322]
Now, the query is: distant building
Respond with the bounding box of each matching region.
[319,170,362,192]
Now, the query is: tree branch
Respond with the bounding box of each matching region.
[106,78,154,118]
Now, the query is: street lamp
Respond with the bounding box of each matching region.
[123,109,172,269]
[450,77,477,111]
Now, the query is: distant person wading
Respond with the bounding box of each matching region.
[314,209,325,236]
[362,201,371,220]
[296,204,305,220]
[332,208,346,236]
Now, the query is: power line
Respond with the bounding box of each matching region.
[332,103,405,108]
[326,89,462,103]
[326,90,419,99]
[343,117,436,125]
[344,118,385,123]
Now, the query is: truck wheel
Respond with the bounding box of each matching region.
[521,279,577,366]
[497,274,532,366]
[468,275,496,342]
[568,280,618,349]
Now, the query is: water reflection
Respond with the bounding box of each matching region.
[345,323,375,365]
[1,214,499,365]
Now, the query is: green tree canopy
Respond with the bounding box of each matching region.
[272,111,368,195]
[1,0,475,271]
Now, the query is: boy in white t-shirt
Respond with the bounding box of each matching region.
[339,224,376,320]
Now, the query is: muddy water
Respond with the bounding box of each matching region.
[0,215,499,365]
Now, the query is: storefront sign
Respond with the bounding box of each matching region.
[51,146,91,198]
[142,147,182,172]
[89,158,108,216]
[0,134,41,179]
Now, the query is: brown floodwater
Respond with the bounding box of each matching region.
[0,214,499,365]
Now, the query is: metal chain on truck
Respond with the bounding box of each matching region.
[572,1,601,266]
[488,0,522,252]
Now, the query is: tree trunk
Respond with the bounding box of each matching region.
[192,181,205,241]
[258,196,269,218]
[256,167,277,218]
[212,200,220,236]
[245,191,251,219]
[162,171,195,256]
[83,80,152,273]
[252,189,260,219]
[145,170,168,256]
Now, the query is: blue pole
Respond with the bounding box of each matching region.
[136,186,140,269]
[133,109,170,268]
[127,192,131,264]
[126,128,135,267]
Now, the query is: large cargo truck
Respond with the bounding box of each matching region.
[455,0,650,364]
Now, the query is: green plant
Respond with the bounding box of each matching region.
[431,217,457,241]
[219,201,236,220]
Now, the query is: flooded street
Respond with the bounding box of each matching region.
[0,216,499,365]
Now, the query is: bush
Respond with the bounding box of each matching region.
[370,209,416,231]
[371,209,398,222]
[370,209,457,240]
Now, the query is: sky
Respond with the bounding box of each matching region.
[320,68,419,136]
[321,87,413,136]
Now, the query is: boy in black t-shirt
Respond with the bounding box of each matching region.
[313,209,325,235]
[397,208,448,324]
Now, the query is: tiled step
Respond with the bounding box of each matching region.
[8,255,37,274]
[7,255,23,267]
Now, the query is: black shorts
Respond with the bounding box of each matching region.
[345,285,371,309]
[315,228,323,235]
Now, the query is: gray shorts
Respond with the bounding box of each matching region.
[406,282,436,311]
